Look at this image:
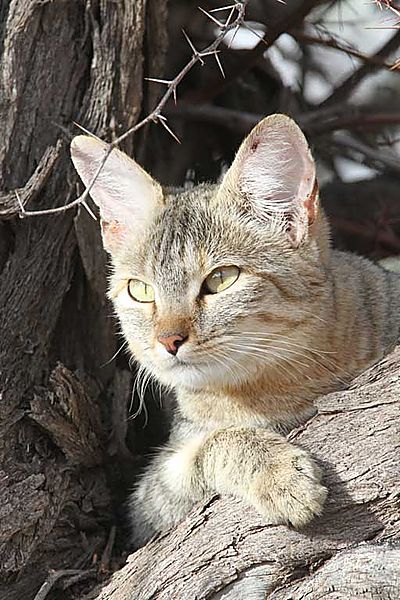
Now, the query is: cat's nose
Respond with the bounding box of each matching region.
[157,333,188,356]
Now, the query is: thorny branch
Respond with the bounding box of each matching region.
[10,0,400,220]
[17,1,249,218]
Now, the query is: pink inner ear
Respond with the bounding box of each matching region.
[101,219,128,251]
[238,120,317,225]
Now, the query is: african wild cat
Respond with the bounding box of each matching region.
[71,114,400,546]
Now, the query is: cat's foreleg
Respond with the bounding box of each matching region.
[128,435,207,547]
[130,427,326,546]
[198,427,327,527]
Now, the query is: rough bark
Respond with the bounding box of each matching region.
[92,346,400,600]
[0,1,167,598]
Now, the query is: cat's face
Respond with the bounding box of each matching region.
[71,115,330,390]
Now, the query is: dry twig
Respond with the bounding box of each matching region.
[166,103,400,136]
[33,569,94,600]
[291,29,399,70]
[320,29,400,107]
[17,1,249,218]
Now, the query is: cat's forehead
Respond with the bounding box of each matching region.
[148,185,222,282]
[117,183,288,283]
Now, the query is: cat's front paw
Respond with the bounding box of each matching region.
[249,447,327,528]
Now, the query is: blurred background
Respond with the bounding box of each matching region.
[145,0,400,259]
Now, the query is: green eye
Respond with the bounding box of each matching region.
[203,266,240,294]
[127,279,155,303]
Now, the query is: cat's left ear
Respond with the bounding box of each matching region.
[217,114,318,247]
[70,136,163,252]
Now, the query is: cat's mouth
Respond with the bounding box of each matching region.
[165,355,205,370]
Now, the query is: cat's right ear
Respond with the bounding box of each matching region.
[70,136,163,252]
[216,114,318,248]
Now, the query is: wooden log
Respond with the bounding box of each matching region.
[92,346,400,600]
[0,1,168,598]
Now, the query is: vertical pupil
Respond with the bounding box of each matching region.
[144,283,148,296]
[218,271,223,284]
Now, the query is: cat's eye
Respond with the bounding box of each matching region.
[127,279,155,303]
[203,266,240,294]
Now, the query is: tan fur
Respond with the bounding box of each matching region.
[70,115,400,546]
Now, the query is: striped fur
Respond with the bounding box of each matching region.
[71,115,400,547]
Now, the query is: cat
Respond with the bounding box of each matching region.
[71,114,400,547]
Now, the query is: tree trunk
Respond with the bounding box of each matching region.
[90,346,400,600]
[0,1,167,598]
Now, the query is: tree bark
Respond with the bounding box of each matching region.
[91,346,400,600]
[0,1,167,598]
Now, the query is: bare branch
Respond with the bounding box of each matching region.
[332,131,400,176]
[291,29,398,70]
[0,142,62,219]
[319,29,400,107]
[19,1,249,218]
[20,143,114,217]
[166,103,400,136]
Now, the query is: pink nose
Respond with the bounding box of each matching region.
[157,333,187,356]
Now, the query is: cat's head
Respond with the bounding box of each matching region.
[71,115,330,391]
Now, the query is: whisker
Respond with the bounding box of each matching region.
[226,331,337,355]
[100,340,129,367]
[211,351,242,387]
[225,344,311,383]
[213,348,253,382]
[227,341,348,385]
[223,330,349,378]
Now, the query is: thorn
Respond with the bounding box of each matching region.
[81,200,97,220]
[73,122,102,140]
[199,49,221,58]
[182,29,204,65]
[145,77,171,85]
[227,24,240,49]
[210,4,236,12]
[172,86,178,105]
[198,6,224,27]
[242,22,268,46]
[224,6,236,28]
[158,116,181,144]
[15,190,25,217]
[214,52,225,78]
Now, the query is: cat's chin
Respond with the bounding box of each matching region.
[152,358,253,391]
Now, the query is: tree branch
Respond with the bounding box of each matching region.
[319,29,400,108]
[291,28,399,70]
[90,346,400,600]
[166,102,400,137]
[15,1,250,218]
